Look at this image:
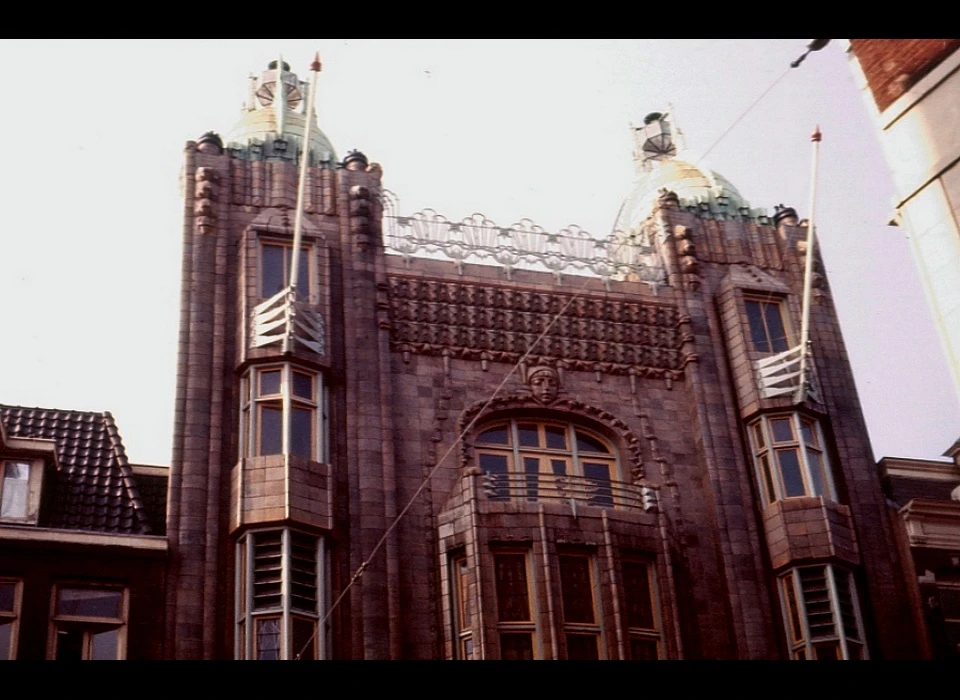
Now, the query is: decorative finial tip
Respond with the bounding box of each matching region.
[311,52,322,72]
[811,125,822,142]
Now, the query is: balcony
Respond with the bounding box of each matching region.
[480,471,654,512]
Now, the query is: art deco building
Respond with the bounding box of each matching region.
[162,58,928,660]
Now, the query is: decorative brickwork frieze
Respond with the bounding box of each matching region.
[386,276,692,381]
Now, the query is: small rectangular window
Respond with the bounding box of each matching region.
[1,462,30,520]
[49,585,127,660]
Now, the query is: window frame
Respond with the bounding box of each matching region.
[619,557,663,660]
[449,552,475,660]
[744,295,793,354]
[0,459,41,524]
[47,584,128,660]
[558,552,605,660]
[0,578,23,660]
[491,549,539,660]
[778,564,868,660]
[748,414,837,505]
[240,364,328,462]
[474,420,621,508]
[259,239,314,303]
[235,527,328,661]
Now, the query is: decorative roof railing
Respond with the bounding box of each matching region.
[381,190,666,290]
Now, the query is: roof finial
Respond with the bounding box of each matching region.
[275,53,286,136]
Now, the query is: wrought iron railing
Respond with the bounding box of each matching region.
[381,190,666,289]
[480,471,657,512]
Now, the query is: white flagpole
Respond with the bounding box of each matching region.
[284,52,322,355]
[795,126,822,404]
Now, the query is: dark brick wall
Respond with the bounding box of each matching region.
[850,39,960,112]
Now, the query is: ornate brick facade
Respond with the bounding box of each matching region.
[162,61,927,659]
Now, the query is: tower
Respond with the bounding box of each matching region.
[165,60,927,659]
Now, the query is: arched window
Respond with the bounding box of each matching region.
[474,419,621,507]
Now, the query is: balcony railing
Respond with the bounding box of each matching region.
[480,472,657,513]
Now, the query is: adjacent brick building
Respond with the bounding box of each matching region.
[160,59,929,659]
[0,405,168,659]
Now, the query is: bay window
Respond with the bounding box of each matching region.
[745,297,791,354]
[240,364,328,462]
[236,528,327,660]
[779,565,867,660]
[748,414,835,504]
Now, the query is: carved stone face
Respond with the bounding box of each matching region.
[528,367,559,404]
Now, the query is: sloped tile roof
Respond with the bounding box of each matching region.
[0,405,156,535]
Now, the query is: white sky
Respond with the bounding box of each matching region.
[0,39,957,465]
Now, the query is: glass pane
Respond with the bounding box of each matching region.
[1,463,29,519]
[57,588,123,619]
[476,426,509,445]
[524,457,540,502]
[575,431,610,454]
[551,459,567,476]
[764,302,789,352]
[630,637,658,660]
[91,628,119,660]
[290,407,315,459]
[566,633,600,660]
[517,424,540,447]
[806,449,826,497]
[583,462,613,507]
[292,616,316,660]
[494,554,530,623]
[455,558,471,629]
[255,618,281,660]
[545,425,567,450]
[237,621,245,660]
[752,423,765,449]
[846,641,864,660]
[461,636,474,660]
[479,454,509,502]
[745,300,770,352]
[759,454,777,504]
[800,419,818,447]
[259,370,281,397]
[813,642,840,660]
[292,372,314,400]
[0,582,15,613]
[296,249,310,296]
[559,556,595,624]
[770,418,794,443]
[259,406,283,455]
[777,450,806,497]
[55,628,84,660]
[622,561,655,630]
[500,632,534,660]
[261,244,286,297]
[0,621,11,660]
[783,575,804,644]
